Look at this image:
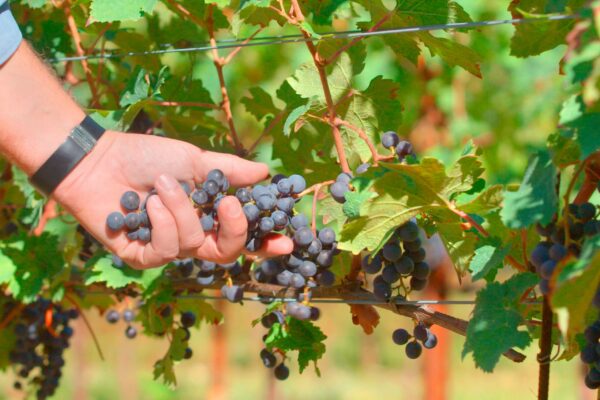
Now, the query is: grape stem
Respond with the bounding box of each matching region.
[537,296,553,400]
[0,302,24,330]
[65,294,105,361]
[147,100,219,110]
[295,180,335,198]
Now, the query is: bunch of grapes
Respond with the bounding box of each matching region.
[106,190,152,242]
[530,200,600,389]
[381,131,415,162]
[361,220,429,301]
[392,323,438,359]
[7,299,78,399]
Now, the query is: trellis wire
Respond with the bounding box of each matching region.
[50,14,577,63]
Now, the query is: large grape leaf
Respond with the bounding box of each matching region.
[463,272,538,372]
[90,0,158,22]
[500,150,558,229]
[84,255,165,290]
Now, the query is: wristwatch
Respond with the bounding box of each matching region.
[30,116,106,196]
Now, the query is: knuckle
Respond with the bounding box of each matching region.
[181,230,205,250]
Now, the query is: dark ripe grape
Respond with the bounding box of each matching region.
[299,261,317,277]
[197,260,216,273]
[267,183,279,196]
[123,309,135,323]
[584,221,599,237]
[260,349,277,368]
[180,311,196,328]
[289,174,307,194]
[272,211,289,229]
[192,189,209,206]
[276,270,293,286]
[14,382,22,390]
[410,277,427,291]
[127,230,139,241]
[261,313,278,329]
[105,310,119,324]
[276,178,292,195]
[257,194,277,211]
[196,274,215,285]
[202,180,219,197]
[259,217,275,233]
[373,276,392,301]
[381,264,400,284]
[336,172,353,184]
[274,363,290,380]
[235,188,251,203]
[286,254,304,268]
[396,141,414,159]
[310,307,321,321]
[392,328,410,345]
[294,304,312,320]
[394,256,414,275]
[246,237,262,252]
[218,261,240,271]
[207,169,225,185]
[330,181,349,203]
[120,191,140,211]
[137,227,151,242]
[570,222,585,241]
[589,367,600,383]
[307,240,322,257]
[381,131,399,148]
[177,259,194,278]
[585,324,600,342]
[382,243,402,262]
[243,204,260,223]
[260,259,282,276]
[316,270,335,287]
[413,262,430,280]
[125,213,141,230]
[356,163,370,174]
[183,348,193,360]
[271,174,286,184]
[413,324,428,342]
[276,197,295,213]
[403,239,422,252]
[586,374,600,389]
[530,243,551,269]
[318,228,336,246]
[291,214,309,230]
[568,203,580,218]
[106,212,125,231]
[551,227,566,244]
[294,227,314,247]
[405,341,422,359]
[221,285,244,303]
[579,203,596,221]
[251,185,269,201]
[125,326,137,339]
[397,221,419,242]
[139,210,150,227]
[423,332,438,349]
[362,255,383,274]
[407,248,426,263]
[290,273,306,288]
[539,279,551,295]
[536,222,555,237]
[540,260,557,280]
[316,250,334,268]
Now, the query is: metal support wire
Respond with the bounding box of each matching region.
[50,14,577,63]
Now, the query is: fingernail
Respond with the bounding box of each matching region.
[148,194,164,209]
[157,174,178,191]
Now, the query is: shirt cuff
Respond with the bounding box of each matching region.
[0,3,23,65]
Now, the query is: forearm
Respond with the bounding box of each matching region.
[0,41,85,175]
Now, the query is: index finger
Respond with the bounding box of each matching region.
[193,149,269,187]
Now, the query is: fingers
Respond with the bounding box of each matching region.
[246,234,294,258]
[193,149,269,187]
[129,195,179,269]
[155,174,205,251]
[195,196,247,262]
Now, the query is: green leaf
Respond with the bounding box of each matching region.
[547,130,581,167]
[552,236,600,348]
[283,101,312,136]
[11,166,44,227]
[463,273,538,372]
[153,357,176,387]
[343,190,375,219]
[241,87,277,122]
[91,0,158,22]
[500,151,558,229]
[458,185,503,215]
[470,238,511,282]
[84,255,165,290]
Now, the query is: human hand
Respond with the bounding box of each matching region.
[52,131,294,269]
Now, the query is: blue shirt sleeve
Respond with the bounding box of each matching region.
[0,1,23,65]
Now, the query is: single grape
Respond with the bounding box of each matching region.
[125,213,141,230]
[274,363,290,380]
[413,324,428,342]
[299,261,317,277]
[106,310,120,324]
[579,202,596,221]
[276,197,295,213]
[235,188,251,203]
[336,172,353,184]
[260,259,282,276]
[139,210,150,227]
[259,217,275,233]
[395,141,414,160]
[373,276,392,301]
[257,194,277,211]
[289,174,307,194]
[120,191,140,211]
[183,348,193,360]
[530,243,551,269]
[260,349,277,368]
[277,178,292,195]
[123,309,135,323]
[362,255,383,274]
[207,169,225,185]
[403,239,422,252]
[203,180,219,197]
[106,212,125,231]
[307,240,322,257]
[290,273,306,288]
[291,214,309,230]
[549,244,567,261]
[410,277,427,291]
[540,260,557,280]
[412,262,430,280]
[221,285,244,303]
[277,270,293,286]
[407,248,426,263]
[381,131,400,148]
[405,341,422,359]
[581,344,599,363]
[294,227,314,247]
[181,312,196,328]
[381,264,400,284]
[423,332,438,349]
[310,307,321,321]
[585,374,600,389]
[125,326,137,339]
[137,227,151,242]
[316,250,334,268]
[330,181,348,203]
[316,270,335,287]
[382,243,402,262]
[356,163,370,174]
[261,313,279,329]
[126,230,139,241]
[246,237,262,252]
[394,256,415,275]
[318,228,336,246]
[271,174,286,184]
[272,210,289,229]
[392,328,410,345]
[192,189,209,206]
[196,274,215,286]
[243,204,260,223]
[397,221,419,242]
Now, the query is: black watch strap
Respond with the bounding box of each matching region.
[30,116,106,196]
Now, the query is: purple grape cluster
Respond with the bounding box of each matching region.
[380,131,415,161]
[172,258,244,303]
[7,299,78,399]
[392,323,438,359]
[105,306,138,339]
[362,220,429,301]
